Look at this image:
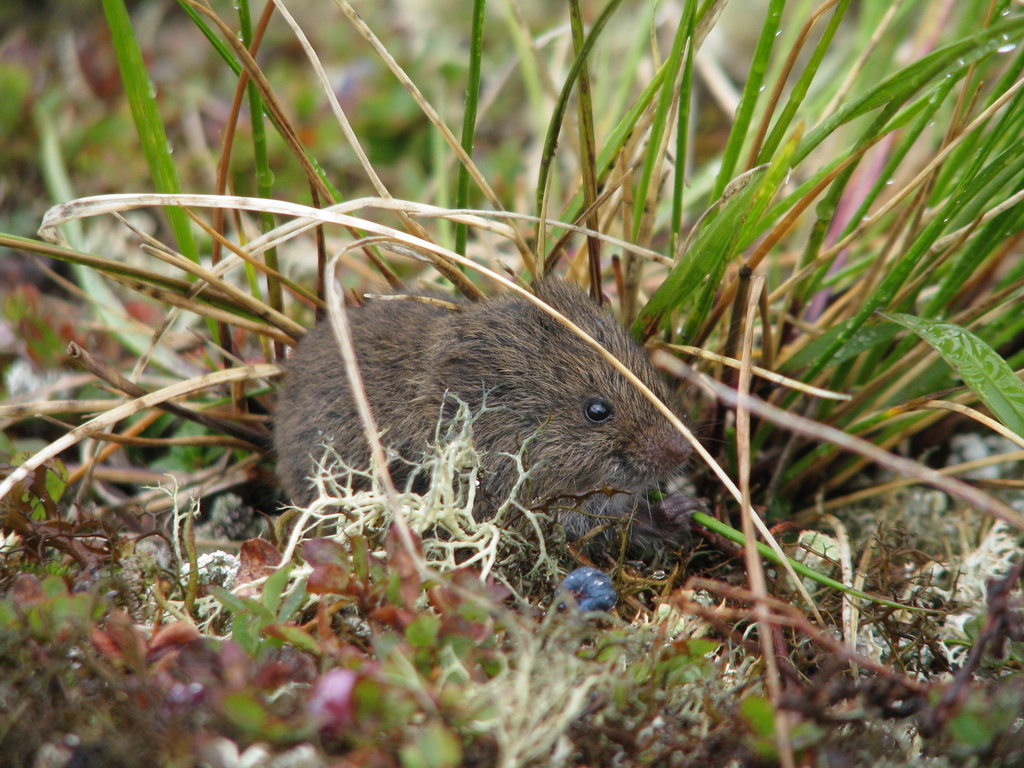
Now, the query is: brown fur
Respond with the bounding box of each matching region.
[273,278,701,545]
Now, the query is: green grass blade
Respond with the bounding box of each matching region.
[801,130,1021,380]
[781,319,900,373]
[632,0,693,243]
[175,0,344,206]
[670,0,697,257]
[931,49,1024,201]
[101,0,198,264]
[559,65,668,228]
[568,0,601,281]
[926,175,1024,319]
[794,17,1024,166]
[691,512,927,612]
[994,206,1024,288]
[454,0,486,259]
[783,92,933,309]
[534,0,628,250]
[756,0,852,164]
[175,0,242,76]
[632,165,769,338]
[834,81,954,246]
[605,0,658,129]
[710,0,784,201]
[238,0,280,314]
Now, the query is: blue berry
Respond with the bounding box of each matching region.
[558,567,616,612]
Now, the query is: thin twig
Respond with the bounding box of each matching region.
[66,342,273,451]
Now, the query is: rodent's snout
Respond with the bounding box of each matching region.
[646,425,693,476]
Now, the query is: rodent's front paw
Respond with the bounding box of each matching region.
[648,492,706,545]
[655,492,706,525]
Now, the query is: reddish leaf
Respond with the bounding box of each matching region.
[219,640,252,691]
[148,621,202,653]
[306,562,350,596]
[237,538,283,588]
[251,647,317,689]
[302,537,347,567]
[8,573,46,605]
[90,628,125,662]
[369,605,416,631]
[384,524,422,559]
[308,668,358,729]
[99,610,147,670]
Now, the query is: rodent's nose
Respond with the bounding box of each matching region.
[645,427,692,475]
[661,430,692,470]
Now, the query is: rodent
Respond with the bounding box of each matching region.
[273,277,701,548]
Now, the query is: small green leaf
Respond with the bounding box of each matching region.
[232,612,265,655]
[41,575,70,598]
[208,585,272,623]
[740,694,776,738]
[676,638,719,659]
[262,563,294,617]
[278,576,309,623]
[221,691,270,735]
[405,613,441,648]
[653,651,705,686]
[400,721,463,768]
[206,585,250,615]
[263,623,321,654]
[881,313,1024,438]
[43,461,69,508]
[948,710,994,749]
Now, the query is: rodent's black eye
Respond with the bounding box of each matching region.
[584,398,613,423]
